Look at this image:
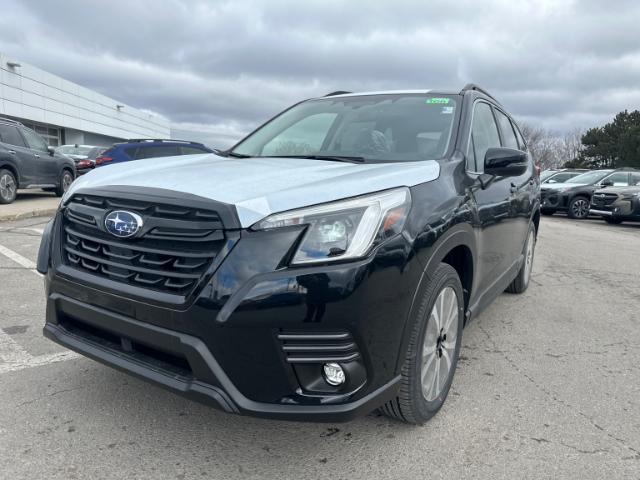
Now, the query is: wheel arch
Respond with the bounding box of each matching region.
[394,225,476,374]
[0,161,20,184]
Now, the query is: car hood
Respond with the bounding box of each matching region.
[64,153,441,227]
[594,186,640,195]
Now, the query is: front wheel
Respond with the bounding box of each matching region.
[379,263,464,424]
[55,169,74,197]
[506,222,536,294]
[0,169,17,204]
[568,196,590,219]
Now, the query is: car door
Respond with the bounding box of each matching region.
[466,101,516,291]
[493,109,532,260]
[20,127,58,184]
[0,124,35,186]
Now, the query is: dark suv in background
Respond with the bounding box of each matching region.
[590,173,640,224]
[0,117,76,204]
[96,139,213,166]
[541,168,640,219]
[39,84,540,424]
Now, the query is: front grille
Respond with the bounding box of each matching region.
[277,331,360,364]
[591,193,618,207]
[61,194,227,296]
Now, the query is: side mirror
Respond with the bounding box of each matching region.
[484,147,528,177]
[547,179,557,184]
[600,178,613,187]
[47,146,55,156]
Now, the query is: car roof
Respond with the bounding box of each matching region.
[313,89,461,100]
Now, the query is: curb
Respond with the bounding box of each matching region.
[0,207,58,223]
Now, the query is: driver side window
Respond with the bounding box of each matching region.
[21,128,49,153]
[467,102,501,173]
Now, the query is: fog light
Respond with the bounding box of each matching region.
[323,363,345,386]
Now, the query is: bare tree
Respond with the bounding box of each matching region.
[519,122,584,170]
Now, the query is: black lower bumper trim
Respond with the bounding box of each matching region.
[44,294,400,422]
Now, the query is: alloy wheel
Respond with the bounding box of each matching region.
[421,286,459,401]
[0,172,16,202]
[523,229,535,284]
[62,172,73,192]
[571,198,589,218]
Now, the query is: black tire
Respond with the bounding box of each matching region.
[540,207,556,216]
[379,263,464,424]
[604,217,623,225]
[506,222,536,294]
[55,169,74,197]
[0,168,18,204]
[567,196,590,219]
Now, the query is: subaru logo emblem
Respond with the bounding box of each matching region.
[104,210,143,238]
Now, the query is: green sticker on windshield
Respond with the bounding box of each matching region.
[426,97,450,104]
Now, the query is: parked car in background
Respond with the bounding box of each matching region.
[0,117,76,204]
[541,168,640,219]
[590,174,640,224]
[95,139,213,166]
[56,145,105,175]
[541,168,588,184]
[39,85,540,424]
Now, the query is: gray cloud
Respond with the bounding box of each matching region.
[2,0,640,147]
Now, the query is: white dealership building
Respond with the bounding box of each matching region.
[0,52,170,148]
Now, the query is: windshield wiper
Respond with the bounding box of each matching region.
[220,150,252,158]
[262,155,366,164]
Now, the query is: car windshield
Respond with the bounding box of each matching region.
[58,145,94,155]
[565,170,613,184]
[231,94,460,162]
[86,147,106,160]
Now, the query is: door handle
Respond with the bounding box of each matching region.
[8,150,16,154]
[34,154,40,158]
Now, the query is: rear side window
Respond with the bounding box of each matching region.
[135,145,180,160]
[180,146,208,155]
[0,125,26,147]
[494,110,519,149]
[468,102,501,172]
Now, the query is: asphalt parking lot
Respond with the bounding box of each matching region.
[0,215,638,480]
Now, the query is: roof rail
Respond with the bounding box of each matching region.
[460,83,500,103]
[125,138,204,146]
[0,117,25,127]
[324,91,352,97]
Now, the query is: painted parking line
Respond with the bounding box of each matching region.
[0,242,80,373]
[0,243,40,275]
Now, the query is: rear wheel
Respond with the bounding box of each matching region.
[568,196,590,219]
[379,263,464,424]
[55,169,74,197]
[604,217,623,225]
[0,169,17,204]
[506,222,536,294]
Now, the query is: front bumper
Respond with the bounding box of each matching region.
[41,209,420,421]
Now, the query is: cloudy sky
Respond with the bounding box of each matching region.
[2,0,640,147]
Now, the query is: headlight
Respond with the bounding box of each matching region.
[254,188,411,264]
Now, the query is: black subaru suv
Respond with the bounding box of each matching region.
[0,117,76,204]
[38,85,540,424]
